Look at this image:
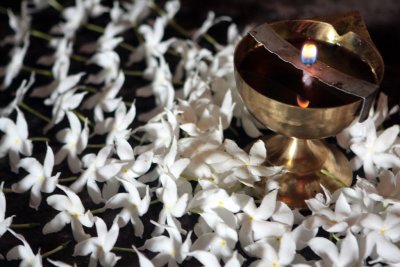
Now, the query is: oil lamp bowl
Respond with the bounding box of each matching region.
[234,20,384,139]
[234,18,384,208]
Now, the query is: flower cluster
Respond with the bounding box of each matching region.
[0,0,399,266]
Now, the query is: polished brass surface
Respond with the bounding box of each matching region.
[234,20,384,139]
[253,135,353,209]
[234,16,384,208]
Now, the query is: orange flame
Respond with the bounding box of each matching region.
[301,42,317,65]
[297,95,310,109]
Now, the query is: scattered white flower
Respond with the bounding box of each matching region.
[141,221,191,266]
[86,50,120,84]
[7,229,42,267]
[43,185,94,242]
[351,123,400,179]
[70,145,124,204]
[95,102,136,144]
[12,144,59,210]
[106,180,150,237]
[73,216,120,267]
[0,73,34,116]
[0,182,13,237]
[309,231,360,267]
[0,34,29,90]
[2,2,31,46]
[0,108,33,173]
[55,111,89,173]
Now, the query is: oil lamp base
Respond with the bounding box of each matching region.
[253,135,353,209]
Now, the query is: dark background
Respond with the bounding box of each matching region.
[0,0,399,266]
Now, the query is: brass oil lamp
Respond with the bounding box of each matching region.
[234,13,384,208]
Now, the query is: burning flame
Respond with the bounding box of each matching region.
[297,95,310,109]
[301,42,317,65]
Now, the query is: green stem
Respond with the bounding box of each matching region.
[87,144,106,149]
[2,188,12,193]
[22,65,53,77]
[229,126,239,137]
[119,42,136,53]
[123,69,143,77]
[131,134,143,143]
[77,85,97,94]
[29,137,50,142]
[189,209,203,215]
[329,233,341,242]
[49,0,64,11]
[41,240,71,259]
[320,169,348,187]
[71,54,89,62]
[59,176,77,183]
[83,23,104,34]
[19,102,51,123]
[72,110,93,127]
[150,199,160,205]
[112,246,136,253]
[31,29,53,41]
[181,173,199,182]
[91,207,106,214]
[10,223,40,229]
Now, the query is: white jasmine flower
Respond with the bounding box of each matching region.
[83,0,109,18]
[95,102,136,144]
[351,123,400,179]
[106,181,150,237]
[133,109,179,157]
[0,73,34,116]
[131,246,155,267]
[192,222,238,262]
[234,190,289,248]
[115,138,153,184]
[127,17,174,77]
[70,145,124,204]
[12,144,60,210]
[188,250,244,267]
[245,232,296,267]
[0,182,13,237]
[141,221,192,266]
[2,3,31,46]
[192,11,230,43]
[0,34,29,90]
[83,71,124,122]
[55,111,89,173]
[37,37,72,69]
[136,56,175,121]
[360,212,400,263]
[309,231,360,267]
[73,216,120,267]
[369,170,400,204]
[43,185,94,242]
[0,108,32,173]
[6,230,42,266]
[211,139,282,187]
[337,93,395,150]
[303,193,355,233]
[190,188,240,214]
[172,40,212,82]
[31,71,85,103]
[121,0,151,27]
[86,50,120,84]
[51,0,86,38]
[44,89,87,132]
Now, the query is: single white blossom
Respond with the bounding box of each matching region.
[351,123,400,179]
[2,2,31,46]
[95,102,136,144]
[106,180,151,237]
[0,182,13,237]
[6,230,42,267]
[12,144,60,210]
[55,111,89,173]
[73,216,121,267]
[0,108,32,173]
[43,185,94,242]
[0,73,34,116]
[309,231,360,267]
[86,50,120,84]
